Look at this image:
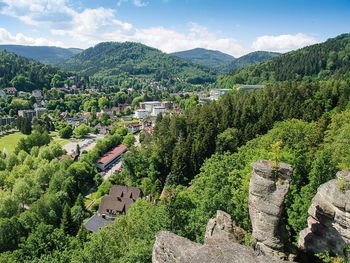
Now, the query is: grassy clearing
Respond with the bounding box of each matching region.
[0,132,26,153]
[50,132,70,147]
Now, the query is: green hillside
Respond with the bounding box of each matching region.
[171,48,235,68]
[0,45,82,65]
[218,34,350,87]
[61,42,216,86]
[0,51,70,91]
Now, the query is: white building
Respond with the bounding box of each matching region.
[32,89,43,99]
[152,106,166,117]
[140,101,162,113]
[209,89,231,101]
[134,109,149,120]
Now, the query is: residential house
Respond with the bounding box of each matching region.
[0,117,15,126]
[32,89,43,99]
[4,87,17,96]
[97,144,127,171]
[209,89,231,101]
[134,109,149,120]
[35,108,48,118]
[125,122,142,134]
[152,106,166,117]
[18,110,36,121]
[84,185,142,232]
[18,91,29,98]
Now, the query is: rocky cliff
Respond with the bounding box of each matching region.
[299,171,350,257]
[152,211,285,263]
[249,160,293,258]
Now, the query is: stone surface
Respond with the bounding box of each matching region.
[152,210,286,263]
[249,160,293,258]
[204,210,245,245]
[299,171,350,256]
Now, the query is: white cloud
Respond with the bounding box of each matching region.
[0,27,63,46]
[252,33,318,52]
[117,0,149,7]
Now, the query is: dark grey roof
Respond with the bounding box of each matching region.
[84,214,113,232]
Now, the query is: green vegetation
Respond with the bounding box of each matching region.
[0,132,26,153]
[0,45,82,65]
[0,51,71,91]
[61,42,216,89]
[171,48,235,68]
[217,34,350,87]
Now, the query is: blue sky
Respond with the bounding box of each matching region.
[0,0,349,56]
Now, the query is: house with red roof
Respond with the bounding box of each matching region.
[97,144,127,171]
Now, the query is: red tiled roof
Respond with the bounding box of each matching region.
[98,144,127,165]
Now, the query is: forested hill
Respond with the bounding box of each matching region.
[171,48,235,68]
[217,33,350,87]
[0,51,69,91]
[223,51,280,72]
[61,42,216,85]
[0,45,82,65]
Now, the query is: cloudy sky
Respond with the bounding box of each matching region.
[0,0,349,57]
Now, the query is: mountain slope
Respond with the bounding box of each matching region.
[217,34,350,87]
[0,45,82,65]
[0,50,70,91]
[171,48,235,68]
[61,42,216,85]
[223,51,280,72]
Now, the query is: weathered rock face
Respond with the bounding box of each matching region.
[299,171,350,256]
[152,210,285,263]
[249,160,293,258]
[204,210,245,245]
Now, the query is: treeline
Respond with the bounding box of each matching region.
[0,51,71,91]
[120,77,350,189]
[217,34,350,87]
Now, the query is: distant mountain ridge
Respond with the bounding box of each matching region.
[171,48,235,68]
[61,42,216,85]
[0,45,83,65]
[223,51,280,72]
[171,48,279,72]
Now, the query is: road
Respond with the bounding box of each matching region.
[102,161,123,180]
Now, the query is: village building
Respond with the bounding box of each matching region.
[18,110,36,121]
[18,91,29,98]
[84,185,142,232]
[209,89,231,101]
[4,87,17,96]
[32,89,43,99]
[134,109,149,119]
[125,122,142,133]
[152,106,166,117]
[97,144,127,171]
[0,116,16,126]
[35,107,48,118]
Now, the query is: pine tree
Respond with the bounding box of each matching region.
[60,204,75,235]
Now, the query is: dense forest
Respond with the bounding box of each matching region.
[171,48,235,68]
[0,45,82,65]
[61,42,216,86]
[218,34,350,87]
[0,51,71,91]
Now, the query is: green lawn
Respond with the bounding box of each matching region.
[50,132,70,147]
[0,132,27,153]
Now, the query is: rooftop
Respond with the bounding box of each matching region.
[98,144,127,165]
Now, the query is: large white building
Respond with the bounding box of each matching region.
[152,106,166,117]
[134,109,149,119]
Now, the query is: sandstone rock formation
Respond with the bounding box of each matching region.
[204,210,245,245]
[249,160,293,258]
[299,171,350,256]
[152,210,285,263]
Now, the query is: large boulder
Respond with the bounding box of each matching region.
[299,171,350,256]
[152,210,285,263]
[249,160,293,258]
